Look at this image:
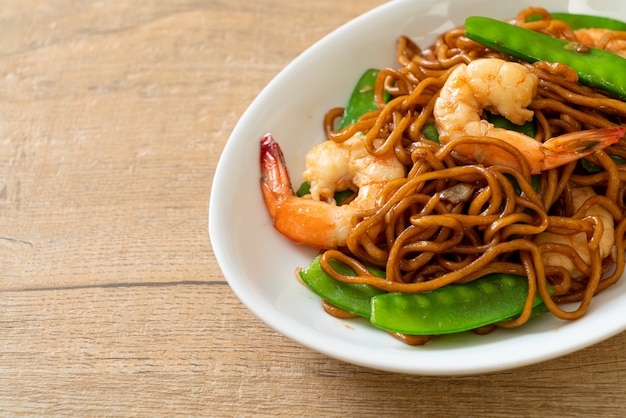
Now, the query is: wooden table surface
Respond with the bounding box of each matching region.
[1,0,625,416]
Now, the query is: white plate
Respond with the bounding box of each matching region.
[209,0,626,375]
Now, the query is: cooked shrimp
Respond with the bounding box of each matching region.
[260,133,405,249]
[575,28,626,58]
[433,58,625,174]
[533,186,615,279]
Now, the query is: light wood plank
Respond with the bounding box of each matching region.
[1,0,625,415]
[2,283,625,416]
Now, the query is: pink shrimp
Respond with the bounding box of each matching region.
[434,58,625,174]
[260,133,405,249]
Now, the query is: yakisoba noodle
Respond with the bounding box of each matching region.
[314,8,626,337]
[258,8,626,342]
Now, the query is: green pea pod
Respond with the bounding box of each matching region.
[298,255,386,317]
[300,256,550,336]
[338,69,386,130]
[547,13,626,30]
[295,181,310,197]
[370,274,547,335]
[465,16,626,99]
[422,122,440,143]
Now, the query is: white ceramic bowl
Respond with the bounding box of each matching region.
[209,0,626,375]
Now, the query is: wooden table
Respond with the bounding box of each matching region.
[1,1,625,415]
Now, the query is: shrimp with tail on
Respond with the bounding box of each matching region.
[433,58,625,174]
[260,133,404,249]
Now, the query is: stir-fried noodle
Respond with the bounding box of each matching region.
[316,8,626,331]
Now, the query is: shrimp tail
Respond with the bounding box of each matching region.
[260,133,295,219]
[260,133,341,249]
[541,126,626,171]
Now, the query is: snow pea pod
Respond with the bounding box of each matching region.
[422,122,440,143]
[337,68,382,130]
[465,16,626,99]
[298,255,386,317]
[370,274,547,335]
[300,256,549,336]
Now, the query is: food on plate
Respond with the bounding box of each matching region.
[259,7,626,344]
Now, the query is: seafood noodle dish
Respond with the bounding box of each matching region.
[259,7,626,345]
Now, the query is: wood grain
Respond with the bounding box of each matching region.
[1,1,625,416]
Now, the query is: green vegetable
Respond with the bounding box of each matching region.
[422,122,440,143]
[299,256,550,336]
[370,274,547,335]
[298,255,386,317]
[465,16,626,99]
[338,69,383,130]
[296,181,310,197]
[333,189,354,204]
[527,12,626,31]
